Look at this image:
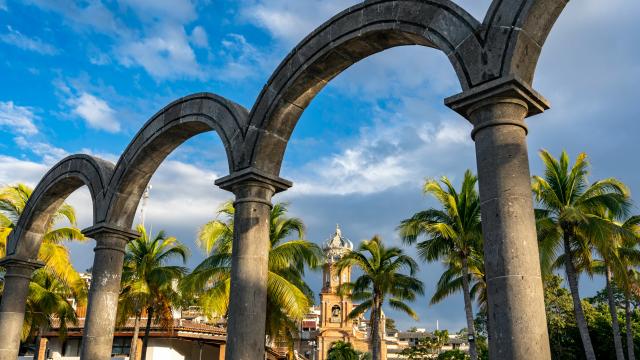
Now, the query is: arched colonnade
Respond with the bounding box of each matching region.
[0,1,568,359]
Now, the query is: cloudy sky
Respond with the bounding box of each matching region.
[1,0,639,331]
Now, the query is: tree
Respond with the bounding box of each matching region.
[587,212,640,360]
[0,184,86,293]
[335,236,424,360]
[385,317,398,335]
[401,330,450,359]
[615,215,640,360]
[398,170,482,360]
[543,275,581,359]
[181,201,322,347]
[327,340,361,360]
[0,184,86,342]
[533,150,630,360]
[118,224,188,360]
[25,269,79,360]
[437,349,470,360]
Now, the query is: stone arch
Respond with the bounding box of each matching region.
[240,0,567,175]
[5,154,114,260]
[102,92,248,228]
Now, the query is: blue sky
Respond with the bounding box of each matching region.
[1,0,640,332]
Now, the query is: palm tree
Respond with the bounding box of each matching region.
[0,184,86,290]
[533,150,630,360]
[327,340,361,360]
[118,224,188,360]
[613,215,640,360]
[181,201,322,348]
[335,236,424,360]
[398,170,482,360]
[431,252,487,314]
[585,211,640,360]
[25,269,80,360]
[0,183,87,341]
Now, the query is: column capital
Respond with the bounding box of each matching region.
[444,76,550,119]
[0,255,44,271]
[82,222,139,241]
[215,167,292,193]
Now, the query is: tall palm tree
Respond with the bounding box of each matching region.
[118,224,188,360]
[585,211,640,360]
[431,252,487,314]
[0,183,87,340]
[25,269,80,360]
[398,170,482,360]
[614,215,640,360]
[0,184,86,290]
[181,201,322,347]
[335,236,424,360]
[533,150,630,360]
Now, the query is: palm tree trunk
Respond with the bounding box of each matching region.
[33,324,45,360]
[461,256,478,360]
[130,312,141,360]
[606,264,625,360]
[370,295,383,360]
[141,306,154,360]
[563,236,596,360]
[626,295,635,360]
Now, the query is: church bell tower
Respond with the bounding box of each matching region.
[320,225,354,329]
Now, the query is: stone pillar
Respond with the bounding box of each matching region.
[0,256,43,360]
[446,78,551,359]
[80,224,138,360]
[216,168,291,360]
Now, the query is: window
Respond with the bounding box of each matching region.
[111,337,131,356]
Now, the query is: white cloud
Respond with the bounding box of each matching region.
[70,93,121,133]
[14,136,69,165]
[117,24,204,80]
[189,25,208,48]
[287,100,473,196]
[213,33,267,81]
[0,25,58,55]
[0,155,48,187]
[0,0,7,11]
[23,0,127,37]
[242,0,358,46]
[0,101,38,135]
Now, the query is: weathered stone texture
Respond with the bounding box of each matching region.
[0,1,571,359]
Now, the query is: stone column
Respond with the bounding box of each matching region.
[446,78,551,359]
[80,224,138,360]
[0,256,43,360]
[216,168,291,360]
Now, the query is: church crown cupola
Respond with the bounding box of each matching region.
[321,225,353,295]
[322,224,353,263]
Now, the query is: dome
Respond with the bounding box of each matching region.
[323,224,353,262]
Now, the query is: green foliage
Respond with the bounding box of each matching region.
[542,274,640,359]
[336,236,424,359]
[437,349,470,360]
[326,341,361,360]
[0,183,86,342]
[399,170,482,359]
[400,330,450,359]
[385,317,398,335]
[182,201,322,346]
